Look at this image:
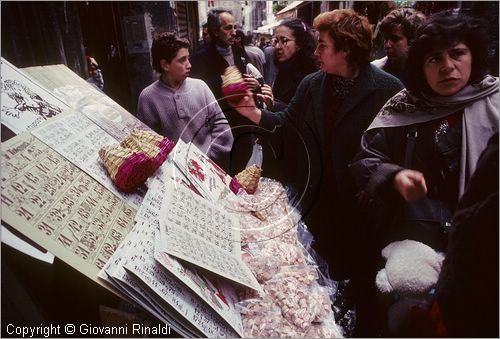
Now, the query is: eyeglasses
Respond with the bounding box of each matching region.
[272,36,295,46]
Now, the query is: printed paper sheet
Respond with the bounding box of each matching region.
[22,64,152,141]
[138,178,243,335]
[158,181,261,291]
[146,153,202,200]
[21,63,91,90]
[1,133,136,282]
[98,230,201,338]
[100,216,240,337]
[30,111,144,209]
[172,140,234,202]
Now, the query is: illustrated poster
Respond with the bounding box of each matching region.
[1,58,69,134]
[172,140,234,202]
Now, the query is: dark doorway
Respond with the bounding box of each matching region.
[78,2,133,112]
[1,2,87,76]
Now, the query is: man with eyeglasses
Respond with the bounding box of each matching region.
[190,8,255,175]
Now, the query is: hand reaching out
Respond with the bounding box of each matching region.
[226,89,262,124]
[242,74,260,90]
[393,169,428,202]
[259,84,274,109]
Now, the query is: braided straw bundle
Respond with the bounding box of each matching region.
[120,129,175,171]
[221,65,248,105]
[129,129,164,144]
[99,129,175,192]
[121,136,159,158]
[98,145,153,192]
[231,164,262,194]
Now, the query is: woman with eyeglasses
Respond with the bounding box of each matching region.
[229,9,403,336]
[269,18,318,111]
[256,19,318,183]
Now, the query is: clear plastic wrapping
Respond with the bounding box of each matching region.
[264,266,324,330]
[242,249,281,283]
[238,297,301,338]
[222,178,343,337]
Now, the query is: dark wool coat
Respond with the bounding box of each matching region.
[259,64,403,280]
[436,133,498,337]
[272,55,318,112]
[190,43,249,103]
[349,115,463,252]
[261,55,318,182]
[190,43,254,175]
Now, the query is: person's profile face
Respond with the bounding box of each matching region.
[215,12,237,47]
[383,26,409,61]
[202,27,210,43]
[164,47,191,82]
[422,42,472,96]
[314,31,348,76]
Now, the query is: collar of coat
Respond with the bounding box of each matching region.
[319,64,383,127]
[205,42,249,75]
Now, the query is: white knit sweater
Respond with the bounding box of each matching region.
[137,77,233,165]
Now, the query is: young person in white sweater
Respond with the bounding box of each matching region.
[137,32,234,171]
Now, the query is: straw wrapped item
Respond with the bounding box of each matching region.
[230,164,262,194]
[98,145,153,192]
[221,66,248,105]
[120,129,175,170]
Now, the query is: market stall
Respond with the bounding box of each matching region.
[1,57,343,337]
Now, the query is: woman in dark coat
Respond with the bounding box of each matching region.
[435,132,498,338]
[350,10,498,249]
[349,10,498,336]
[230,9,403,336]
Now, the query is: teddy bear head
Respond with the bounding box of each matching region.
[376,239,445,296]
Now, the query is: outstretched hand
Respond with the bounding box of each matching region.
[393,169,428,202]
[242,74,260,90]
[226,89,262,124]
[259,84,274,109]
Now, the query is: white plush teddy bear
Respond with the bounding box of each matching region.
[376,239,445,296]
[376,239,446,334]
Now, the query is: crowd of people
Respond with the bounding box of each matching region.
[136,6,498,338]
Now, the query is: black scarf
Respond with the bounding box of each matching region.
[330,74,355,100]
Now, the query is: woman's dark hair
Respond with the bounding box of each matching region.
[313,9,372,69]
[235,28,246,48]
[151,32,190,74]
[274,18,318,70]
[406,9,489,94]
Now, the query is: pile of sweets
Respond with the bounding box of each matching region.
[221,178,343,338]
[99,129,175,192]
[221,65,249,106]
